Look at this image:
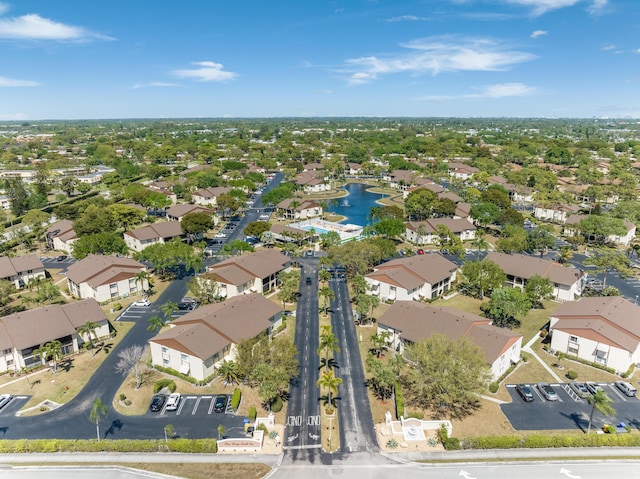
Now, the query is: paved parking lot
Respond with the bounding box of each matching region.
[502,382,640,431]
[155,394,233,417]
[0,395,31,418]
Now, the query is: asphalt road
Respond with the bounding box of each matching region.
[0,174,288,442]
[282,256,323,464]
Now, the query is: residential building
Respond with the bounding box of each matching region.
[377,301,522,380]
[292,171,330,193]
[45,220,78,254]
[192,186,232,207]
[534,204,581,223]
[483,252,586,302]
[166,204,213,222]
[365,253,458,301]
[0,299,109,373]
[276,198,323,220]
[0,255,46,289]
[201,249,291,298]
[405,218,476,245]
[149,293,282,381]
[66,254,148,302]
[447,162,479,180]
[549,296,640,373]
[124,221,184,252]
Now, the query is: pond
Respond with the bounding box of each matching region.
[326,182,389,227]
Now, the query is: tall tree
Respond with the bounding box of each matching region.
[584,248,633,288]
[404,334,492,419]
[486,287,532,329]
[114,344,146,390]
[461,260,506,299]
[89,398,109,441]
[524,274,554,307]
[586,389,615,434]
[319,285,335,316]
[77,320,100,351]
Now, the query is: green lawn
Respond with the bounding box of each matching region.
[437,294,558,345]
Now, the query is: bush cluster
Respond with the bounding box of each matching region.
[271,396,283,412]
[153,379,176,393]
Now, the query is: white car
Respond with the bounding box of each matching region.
[132,298,151,307]
[0,394,11,410]
[165,392,181,411]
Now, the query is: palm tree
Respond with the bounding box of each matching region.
[89,398,108,441]
[216,360,240,386]
[319,391,340,414]
[217,424,226,440]
[33,344,49,366]
[558,246,574,264]
[586,389,616,434]
[318,357,339,372]
[134,270,150,294]
[319,286,335,316]
[147,315,166,332]
[77,320,100,351]
[318,269,331,284]
[164,424,175,442]
[46,340,63,374]
[160,301,178,321]
[317,371,343,394]
[318,328,340,363]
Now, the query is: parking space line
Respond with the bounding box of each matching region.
[176,399,186,415]
[608,384,628,401]
[208,398,216,414]
[192,397,201,415]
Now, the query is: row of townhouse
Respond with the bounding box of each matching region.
[0,299,109,373]
[46,204,214,254]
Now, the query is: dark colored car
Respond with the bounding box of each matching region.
[149,394,167,412]
[178,301,198,311]
[56,255,67,261]
[214,395,228,413]
[516,384,534,402]
[306,276,312,285]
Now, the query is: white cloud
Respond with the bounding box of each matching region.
[385,15,428,22]
[635,49,640,55]
[0,75,38,87]
[600,44,616,51]
[0,3,10,15]
[316,89,334,95]
[0,13,112,41]
[420,82,537,101]
[171,61,237,82]
[132,81,180,89]
[503,0,608,16]
[530,30,547,38]
[344,35,535,84]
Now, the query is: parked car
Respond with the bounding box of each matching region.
[585,381,604,395]
[537,382,559,401]
[616,381,637,397]
[0,394,11,410]
[569,382,590,398]
[306,276,312,285]
[214,395,228,413]
[306,250,313,257]
[132,298,151,307]
[181,297,197,304]
[515,384,534,402]
[149,394,167,412]
[178,302,197,311]
[56,255,67,262]
[165,392,181,411]
[416,249,425,255]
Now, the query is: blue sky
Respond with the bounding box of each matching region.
[0,0,637,120]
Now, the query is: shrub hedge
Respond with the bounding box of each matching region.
[231,388,242,410]
[394,383,404,419]
[249,406,257,421]
[456,433,640,450]
[0,438,217,453]
[153,379,176,393]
